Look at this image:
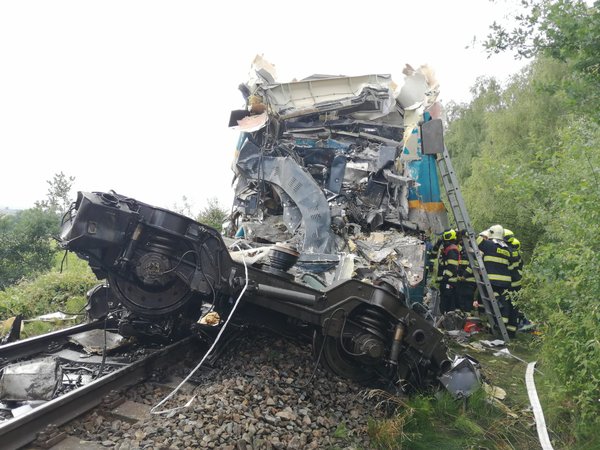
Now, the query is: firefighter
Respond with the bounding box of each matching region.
[456,239,476,312]
[425,235,438,280]
[504,230,523,292]
[503,228,515,243]
[505,231,527,328]
[438,229,460,313]
[477,224,517,336]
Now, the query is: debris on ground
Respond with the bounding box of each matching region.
[0,357,62,401]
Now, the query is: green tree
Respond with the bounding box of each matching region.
[448,58,571,253]
[0,172,76,289]
[172,195,195,218]
[445,77,503,180]
[197,198,228,231]
[0,208,59,289]
[35,171,75,215]
[485,0,600,121]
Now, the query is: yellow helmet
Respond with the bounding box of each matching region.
[504,228,515,239]
[443,229,457,241]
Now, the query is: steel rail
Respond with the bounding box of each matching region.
[0,320,116,363]
[0,336,195,450]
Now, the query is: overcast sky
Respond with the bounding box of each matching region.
[0,0,528,213]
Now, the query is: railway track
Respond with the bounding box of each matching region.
[0,321,202,450]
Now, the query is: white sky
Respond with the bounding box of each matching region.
[0,0,528,212]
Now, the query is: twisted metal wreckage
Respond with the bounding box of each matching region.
[57,57,479,395]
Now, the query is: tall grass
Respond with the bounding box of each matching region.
[367,388,539,449]
[0,252,98,336]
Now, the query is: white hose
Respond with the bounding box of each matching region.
[150,245,249,415]
[526,361,554,450]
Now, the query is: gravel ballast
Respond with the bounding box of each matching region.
[65,328,387,449]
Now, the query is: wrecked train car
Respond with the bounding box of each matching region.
[228,56,448,299]
[57,58,454,388]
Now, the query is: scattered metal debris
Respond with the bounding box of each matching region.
[0,357,62,401]
[481,339,506,348]
[68,330,126,354]
[439,355,482,399]
[11,404,33,418]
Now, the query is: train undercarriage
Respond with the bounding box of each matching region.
[59,190,451,388]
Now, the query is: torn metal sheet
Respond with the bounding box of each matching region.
[332,253,355,281]
[236,140,336,256]
[261,74,396,120]
[227,56,449,294]
[353,231,426,287]
[52,348,130,366]
[439,355,481,399]
[231,111,268,132]
[0,357,62,401]
[68,329,126,354]
[237,216,292,244]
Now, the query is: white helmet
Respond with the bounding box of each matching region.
[488,224,504,241]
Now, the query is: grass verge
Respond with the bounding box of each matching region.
[367,333,545,449]
[0,252,98,338]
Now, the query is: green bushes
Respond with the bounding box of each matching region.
[0,208,60,289]
[518,119,600,439]
[0,253,98,335]
[446,56,600,445]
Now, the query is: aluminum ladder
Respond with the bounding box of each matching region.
[436,147,510,342]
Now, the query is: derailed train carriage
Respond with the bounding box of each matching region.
[59,57,462,389]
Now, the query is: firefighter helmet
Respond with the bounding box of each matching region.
[488,224,504,240]
[443,229,457,241]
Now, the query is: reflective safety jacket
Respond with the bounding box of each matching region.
[509,246,523,289]
[477,237,512,288]
[426,239,440,273]
[439,243,460,284]
[457,244,475,283]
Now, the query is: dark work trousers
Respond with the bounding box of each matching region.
[507,288,526,325]
[440,283,457,313]
[493,287,518,337]
[455,282,476,313]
